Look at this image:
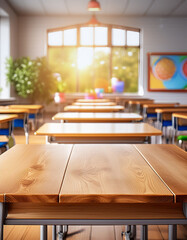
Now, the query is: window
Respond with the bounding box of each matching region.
[47,24,140,93]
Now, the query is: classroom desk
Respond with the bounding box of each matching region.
[0,114,18,148]
[52,112,143,123]
[73,102,116,106]
[35,122,162,144]
[128,100,154,113]
[0,107,29,144]
[156,108,187,126]
[172,113,187,144]
[64,105,125,112]
[76,99,110,103]
[155,108,187,143]
[142,103,179,121]
[8,104,44,130]
[0,144,186,240]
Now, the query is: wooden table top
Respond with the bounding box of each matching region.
[35,122,162,137]
[76,99,110,103]
[8,105,43,113]
[64,105,125,112]
[128,100,154,105]
[0,114,18,123]
[155,108,187,113]
[0,107,29,114]
[143,103,179,108]
[0,144,186,204]
[52,112,143,122]
[172,113,187,120]
[73,102,116,106]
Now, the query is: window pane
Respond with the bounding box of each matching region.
[48,31,63,46]
[80,27,93,45]
[94,48,110,92]
[48,47,76,92]
[112,28,125,46]
[95,27,108,45]
[64,28,77,46]
[112,47,139,92]
[127,31,139,46]
[78,47,94,92]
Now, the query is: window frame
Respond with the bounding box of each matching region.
[47,23,140,93]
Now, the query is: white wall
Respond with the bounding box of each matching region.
[0,0,18,58]
[0,0,18,98]
[0,17,10,97]
[18,15,187,103]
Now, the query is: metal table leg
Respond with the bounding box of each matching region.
[24,114,29,144]
[40,225,47,240]
[140,225,148,240]
[58,225,68,240]
[52,225,57,240]
[0,203,5,240]
[121,225,136,240]
[168,225,177,240]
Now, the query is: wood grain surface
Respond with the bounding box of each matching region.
[0,114,18,123]
[7,202,184,219]
[60,144,172,203]
[35,123,162,137]
[52,112,143,122]
[0,144,73,203]
[135,144,187,203]
[64,105,124,112]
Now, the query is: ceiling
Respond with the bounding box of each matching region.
[6,0,187,17]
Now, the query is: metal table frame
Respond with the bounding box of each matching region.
[0,202,186,240]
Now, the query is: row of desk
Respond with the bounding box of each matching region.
[0,98,186,240]
[0,105,43,145]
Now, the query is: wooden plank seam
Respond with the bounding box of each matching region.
[58,145,75,202]
[133,145,176,203]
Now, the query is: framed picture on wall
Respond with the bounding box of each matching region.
[148,52,187,92]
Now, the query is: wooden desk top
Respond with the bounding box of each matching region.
[76,99,110,103]
[52,112,143,122]
[143,103,179,108]
[0,144,186,204]
[155,108,187,113]
[128,100,154,105]
[64,105,124,112]
[136,144,187,202]
[0,107,29,114]
[172,113,187,120]
[8,105,43,114]
[0,144,73,203]
[60,144,172,203]
[73,102,116,106]
[35,122,162,137]
[0,114,18,123]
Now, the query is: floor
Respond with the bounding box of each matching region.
[2,112,187,239]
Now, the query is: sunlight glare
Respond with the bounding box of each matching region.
[77,48,93,69]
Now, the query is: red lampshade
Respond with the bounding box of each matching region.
[88,0,101,11]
